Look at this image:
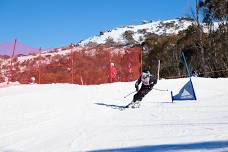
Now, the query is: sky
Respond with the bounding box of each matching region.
[0,0,196,49]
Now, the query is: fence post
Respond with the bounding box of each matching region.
[141,47,143,73]
[70,44,74,84]
[10,39,17,82]
[38,48,41,84]
[157,60,160,80]
[80,75,84,85]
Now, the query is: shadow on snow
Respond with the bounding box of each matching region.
[89,140,228,152]
[94,102,127,110]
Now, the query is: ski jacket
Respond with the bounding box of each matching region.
[135,72,157,89]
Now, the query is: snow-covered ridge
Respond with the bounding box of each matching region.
[79,18,195,46]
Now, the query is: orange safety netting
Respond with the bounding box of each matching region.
[1,44,142,84]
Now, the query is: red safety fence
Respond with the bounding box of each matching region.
[0,43,142,85]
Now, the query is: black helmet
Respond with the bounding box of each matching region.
[142,68,149,73]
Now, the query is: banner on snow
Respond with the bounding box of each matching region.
[171,78,197,101]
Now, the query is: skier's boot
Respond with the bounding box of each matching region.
[132,100,141,108]
[125,99,137,108]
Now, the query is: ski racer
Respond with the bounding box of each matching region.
[126,69,157,108]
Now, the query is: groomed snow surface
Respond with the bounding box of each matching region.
[0,78,228,152]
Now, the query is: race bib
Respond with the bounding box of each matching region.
[141,75,150,85]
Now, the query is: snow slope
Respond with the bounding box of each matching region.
[0,78,228,152]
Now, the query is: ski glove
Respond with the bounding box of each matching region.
[149,77,157,90]
[136,85,139,91]
[148,84,154,90]
[135,83,139,91]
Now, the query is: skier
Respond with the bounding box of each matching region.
[126,69,157,108]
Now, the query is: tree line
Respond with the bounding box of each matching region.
[142,0,227,78]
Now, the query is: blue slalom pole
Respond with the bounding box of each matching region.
[181,51,191,78]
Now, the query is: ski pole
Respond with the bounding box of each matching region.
[153,88,169,92]
[124,91,137,98]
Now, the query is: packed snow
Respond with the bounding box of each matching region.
[0,77,228,152]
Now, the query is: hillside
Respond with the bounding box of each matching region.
[0,78,228,151]
[79,17,195,46]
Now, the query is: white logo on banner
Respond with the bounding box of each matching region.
[181,89,193,99]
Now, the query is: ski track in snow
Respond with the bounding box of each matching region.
[0,78,228,152]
